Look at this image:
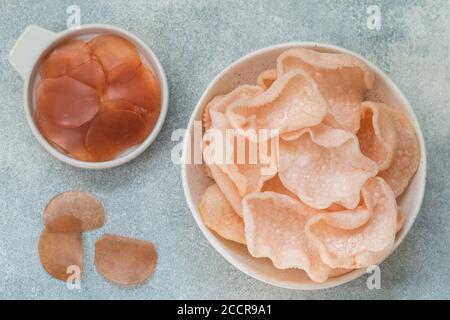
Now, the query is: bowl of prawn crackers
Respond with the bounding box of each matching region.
[182,43,426,290]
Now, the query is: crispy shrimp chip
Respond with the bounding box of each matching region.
[38,228,83,281]
[328,268,354,278]
[279,124,378,209]
[378,105,420,197]
[44,191,105,231]
[396,208,405,233]
[357,102,397,170]
[305,177,397,269]
[257,69,277,90]
[85,109,149,161]
[95,234,158,285]
[36,76,101,128]
[202,86,275,198]
[277,48,374,133]
[68,58,106,93]
[199,184,245,244]
[40,39,91,79]
[207,164,243,216]
[105,66,161,112]
[204,85,263,130]
[203,130,278,196]
[89,35,141,83]
[226,70,327,135]
[243,192,330,282]
[261,175,298,199]
[202,95,224,131]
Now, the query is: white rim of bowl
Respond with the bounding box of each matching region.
[24,24,169,169]
[182,42,427,290]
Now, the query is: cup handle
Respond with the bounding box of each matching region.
[9,25,57,79]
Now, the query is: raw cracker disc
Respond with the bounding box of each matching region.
[95,234,158,285]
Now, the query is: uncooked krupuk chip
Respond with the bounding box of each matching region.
[378,105,420,197]
[305,177,397,269]
[199,184,245,244]
[38,228,83,281]
[46,215,83,233]
[36,110,93,161]
[68,59,106,92]
[279,124,378,209]
[44,191,105,231]
[85,109,149,161]
[89,34,141,83]
[36,76,100,128]
[105,66,161,113]
[277,48,374,133]
[40,39,91,79]
[243,192,330,283]
[95,234,158,285]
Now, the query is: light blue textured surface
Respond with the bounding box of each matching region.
[0,0,449,299]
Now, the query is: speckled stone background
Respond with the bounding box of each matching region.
[0,0,449,300]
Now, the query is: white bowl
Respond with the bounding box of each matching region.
[9,24,169,169]
[182,42,427,290]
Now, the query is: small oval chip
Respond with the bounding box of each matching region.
[378,105,420,197]
[226,70,327,135]
[243,192,331,283]
[102,99,148,116]
[95,234,158,285]
[105,66,161,113]
[68,58,106,93]
[357,102,397,170]
[199,184,245,244]
[38,229,83,281]
[305,177,397,269]
[279,124,378,209]
[36,110,93,161]
[101,99,159,134]
[277,48,374,133]
[36,76,100,128]
[44,191,105,231]
[85,109,149,161]
[46,215,83,233]
[89,35,141,83]
[40,39,91,79]
[256,69,277,90]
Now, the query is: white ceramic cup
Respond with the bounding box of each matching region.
[9,24,169,169]
[182,42,427,290]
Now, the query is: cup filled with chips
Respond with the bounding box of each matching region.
[9,24,168,169]
[182,43,426,290]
